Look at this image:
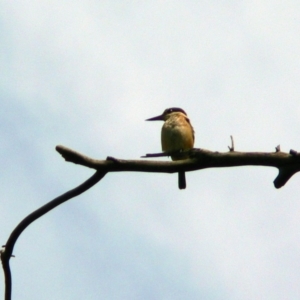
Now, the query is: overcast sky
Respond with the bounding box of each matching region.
[1,1,300,299]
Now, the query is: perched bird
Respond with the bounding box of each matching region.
[146,107,195,189]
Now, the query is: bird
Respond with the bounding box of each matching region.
[146,107,195,189]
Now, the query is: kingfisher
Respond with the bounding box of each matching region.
[146,107,195,189]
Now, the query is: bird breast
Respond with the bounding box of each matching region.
[161,115,194,160]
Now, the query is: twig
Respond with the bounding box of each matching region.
[228,135,235,152]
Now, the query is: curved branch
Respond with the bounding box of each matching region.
[2,144,300,299]
[1,171,106,300]
[56,145,300,189]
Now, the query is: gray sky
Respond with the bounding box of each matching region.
[1,1,300,299]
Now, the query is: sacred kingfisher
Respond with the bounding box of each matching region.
[146,107,195,189]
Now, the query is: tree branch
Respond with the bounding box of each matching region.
[3,143,300,299]
[1,171,106,300]
[56,145,300,189]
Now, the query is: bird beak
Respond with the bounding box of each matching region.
[146,114,164,121]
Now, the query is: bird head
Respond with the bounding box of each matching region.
[146,107,187,122]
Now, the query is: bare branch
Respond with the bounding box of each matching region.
[56,145,300,189]
[1,171,106,300]
[3,144,300,299]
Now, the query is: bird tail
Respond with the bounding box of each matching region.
[178,171,186,189]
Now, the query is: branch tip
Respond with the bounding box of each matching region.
[228,135,234,152]
[274,167,300,188]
